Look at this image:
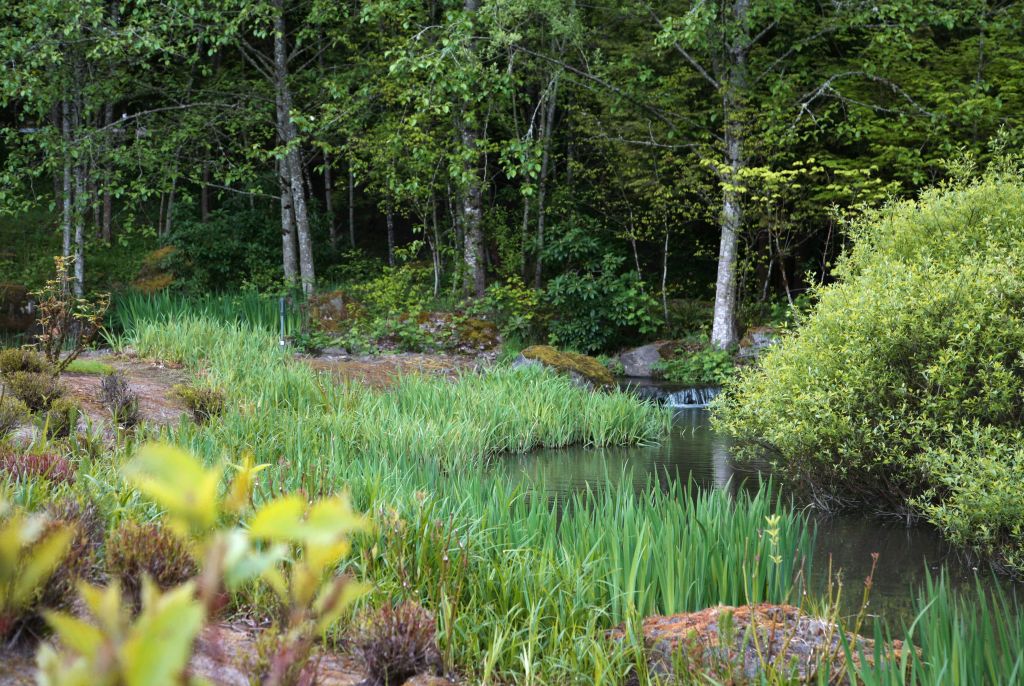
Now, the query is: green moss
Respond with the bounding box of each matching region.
[521,345,614,388]
[64,359,116,375]
[456,317,500,350]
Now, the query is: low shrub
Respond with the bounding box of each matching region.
[105,521,197,609]
[654,343,736,386]
[100,372,141,429]
[714,167,1024,573]
[4,370,63,412]
[356,602,442,686]
[0,395,28,437]
[468,275,540,342]
[0,348,51,375]
[40,498,104,611]
[172,383,226,424]
[0,450,75,485]
[41,396,80,439]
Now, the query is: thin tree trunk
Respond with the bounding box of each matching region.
[348,161,356,248]
[385,201,396,267]
[324,151,336,249]
[278,157,299,287]
[710,0,749,350]
[460,0,486,297]
[89,174,101,228]
[158,192,166,239]
[431,196,442,296]
[165,177,177,236]
[273,0,315,295]
[61,100,72,260]
[201,162,211,222]
[661,223,670,322]
[73,161,86,296]
[520,198,530,281]
[533,74,559,289]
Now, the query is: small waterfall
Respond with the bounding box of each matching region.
[665,386,721,409]
[620,380,721,409]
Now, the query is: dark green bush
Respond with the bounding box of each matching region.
[541,224,661,353]
[714,168,1024,573]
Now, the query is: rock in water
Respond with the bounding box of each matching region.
[513,345,614,389]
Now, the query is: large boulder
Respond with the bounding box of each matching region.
[514,345,614,389]
[618,339,684,377]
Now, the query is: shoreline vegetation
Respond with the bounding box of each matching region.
[0,314,1020,682]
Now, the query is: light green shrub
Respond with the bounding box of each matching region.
[714,167,1024,573]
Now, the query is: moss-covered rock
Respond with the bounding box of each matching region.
[455,317,500,351]
[516,345,614,389]
[308,291,363,333]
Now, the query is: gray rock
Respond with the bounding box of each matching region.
[738,327,779,359]
[619,343,664,377]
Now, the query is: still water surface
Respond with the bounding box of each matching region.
[504,391,1014,623]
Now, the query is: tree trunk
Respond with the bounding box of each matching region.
[460,0,486,297]
[61,100,73,260]
[73,160,86,296]
[165,176,177,236]
[710,0,749,350]
[533,74,559,289]
[201,162,211,222]
[279,157,299,287]
[661,223,670,322]
[273,0,316,295]
[431,196,442,296]
[348,160,356,248]
[324,150,336,249]
[385,201,396,267]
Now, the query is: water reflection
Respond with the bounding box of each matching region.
[503,405,1018,623]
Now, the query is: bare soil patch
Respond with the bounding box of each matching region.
[61,352,189,427]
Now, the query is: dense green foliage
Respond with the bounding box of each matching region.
[653,340,737,386]
[2,0,1022,352]
[715,165,1024,574]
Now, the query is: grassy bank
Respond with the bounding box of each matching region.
[118,317,815,680]
[6,314,1023,683]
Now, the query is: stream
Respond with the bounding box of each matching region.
[505,379,1015,624]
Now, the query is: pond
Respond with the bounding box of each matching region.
[503,380,1015,624]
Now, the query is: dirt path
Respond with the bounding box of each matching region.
[61,352,190,428]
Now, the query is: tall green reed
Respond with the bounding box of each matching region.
[120,316,813,683]
[108,291,302,340]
